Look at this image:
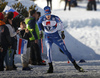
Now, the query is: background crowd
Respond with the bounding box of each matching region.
[0,10,46,71]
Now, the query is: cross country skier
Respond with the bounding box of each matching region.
[37,6,84,73]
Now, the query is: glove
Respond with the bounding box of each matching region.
[61,31,65,39]
[39,31,43,39]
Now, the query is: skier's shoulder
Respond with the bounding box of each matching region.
[51,15,59,18]
[51,15,61,22]
[51,15,60,20]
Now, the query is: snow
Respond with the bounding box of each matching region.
[1,0,100,77]
[1,60,100,78]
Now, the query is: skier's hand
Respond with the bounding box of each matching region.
[61,31,65,39]
[39,31,43,39]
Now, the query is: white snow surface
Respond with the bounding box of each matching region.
[1,0,100,78]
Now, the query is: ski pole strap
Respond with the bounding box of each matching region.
[41,39,43,53]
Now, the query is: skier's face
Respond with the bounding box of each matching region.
[46,15,51,20]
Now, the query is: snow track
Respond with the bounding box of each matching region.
[1,60,100,78]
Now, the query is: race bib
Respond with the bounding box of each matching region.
[42,20,57,32]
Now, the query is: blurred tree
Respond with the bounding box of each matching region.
[12,2,28,17]
[0,1,8,12]
[29,4,38,11]
[0,0,5,3]
[28,4,38,17]
[29,4,37,10]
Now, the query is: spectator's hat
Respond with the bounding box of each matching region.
[0,12,4,20]
[44,6,51,16]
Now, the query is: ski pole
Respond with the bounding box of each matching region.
[41,39,43,53]
[63,39,70,64]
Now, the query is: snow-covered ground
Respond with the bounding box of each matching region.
[1,60,100,78]
[1,0,100,78]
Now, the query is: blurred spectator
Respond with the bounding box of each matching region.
[37,12,44,31]
[87,0,97,11]
[36,12,42,57]
[5,12,18,70]
[64,0,71,11]
[36,12,41,21]
[36,12,46,64]
[71,0,77,7]
[47,0,52,10]
[19,22,32,70]
[97,0,99,3]
[0,12,12,71]
[25,10,46,65]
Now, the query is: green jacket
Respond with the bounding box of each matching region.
[25,17,40,41]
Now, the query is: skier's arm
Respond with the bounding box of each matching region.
[55,16,64,32]
[55,16,65,39]
[59,22,64,32]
